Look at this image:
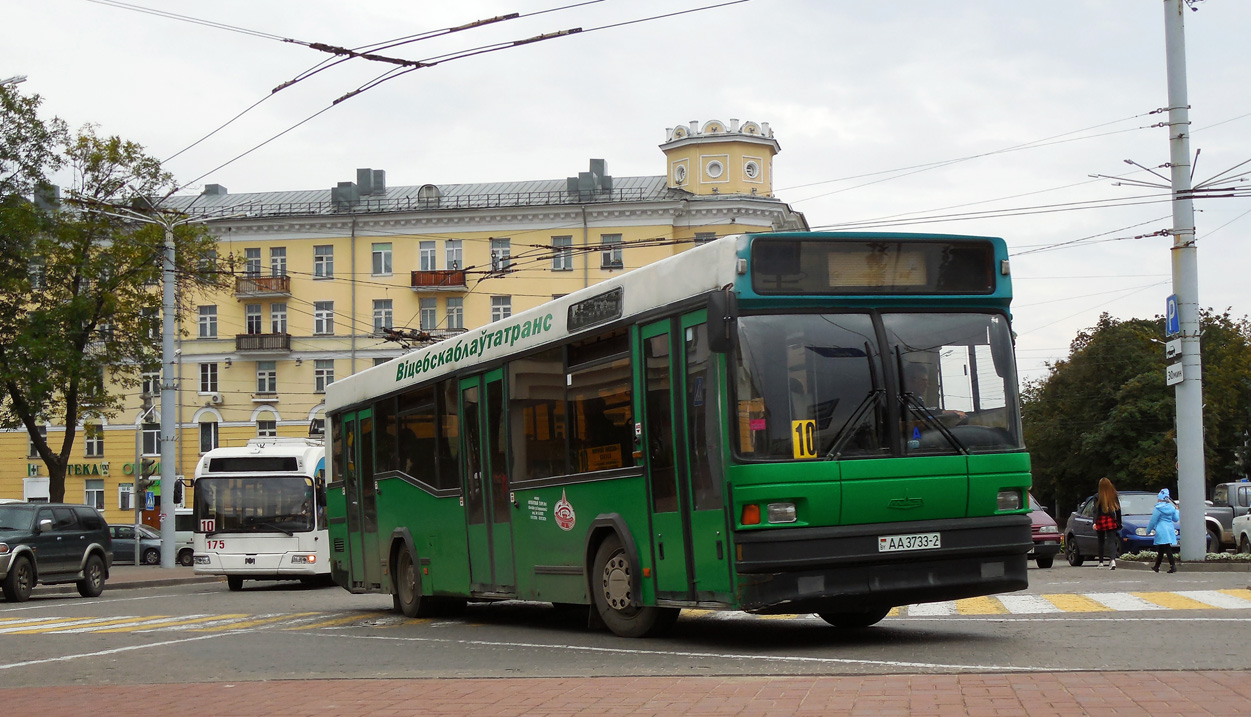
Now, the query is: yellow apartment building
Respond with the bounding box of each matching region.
[0,118,806,524]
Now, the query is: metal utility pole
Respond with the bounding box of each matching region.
[134,391,154,565]
[1162,0,1206,562]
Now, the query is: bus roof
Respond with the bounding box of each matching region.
[325,231,1008,414]
[194,441,326,479]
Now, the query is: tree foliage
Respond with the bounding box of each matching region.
[0,85,230,501]
[1023,310,1251,518]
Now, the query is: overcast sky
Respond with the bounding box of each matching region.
[5,0,1249,384]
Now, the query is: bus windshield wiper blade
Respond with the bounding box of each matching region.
[257,521,294,536]
[902,393,967,454]
[825,388,884,460]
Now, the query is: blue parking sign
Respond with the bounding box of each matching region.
[1165,294,1180,337]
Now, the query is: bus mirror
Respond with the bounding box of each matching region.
[707,289,737,354]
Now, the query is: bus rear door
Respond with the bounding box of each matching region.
[342,409,383,591]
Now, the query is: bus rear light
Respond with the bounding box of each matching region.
[291,554,317,564]
[767,502,797,523]
[741,504,761,525]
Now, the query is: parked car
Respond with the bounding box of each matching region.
[1065,491,1178,565]
[1232,511,1251,554]
[174,507,195,567]
[1028,493,1061,568]
[0,502,112,602]
[1203,480,1251,551]
[109,523,162,565]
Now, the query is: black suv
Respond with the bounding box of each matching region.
[0,503,112,602]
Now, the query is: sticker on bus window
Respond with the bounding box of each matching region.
[792,420,817,459]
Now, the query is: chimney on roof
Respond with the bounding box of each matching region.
[356,168,387,196]
[202,184,228,196]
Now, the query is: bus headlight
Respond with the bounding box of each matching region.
[291,554,317,564]
[194,555,211,565]
[996,489,1023,511]
[767,503,797,524]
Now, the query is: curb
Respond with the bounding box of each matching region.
[33,575,223,597]
[1108,560,1251,572]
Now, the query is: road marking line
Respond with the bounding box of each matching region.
[1132,591,1217,610]
[189,612,322,631]
[997,595,1064,614]
[95,615,241,633]
[1218,588,1251,602]
[319,632,1062,673]
[1042,593,1112,612]
[287,612,391,630]
[1085,592,1168,611]
[0,632,232,671]
[906,601,956,616]
[0,616,137,633]
[1181,590,1251,609]
[16,616,175,634]
[956,597,1008,615]
[0,616,61,625]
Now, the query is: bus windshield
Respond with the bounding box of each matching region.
[194,476,316,534]
[734,311,1022,460]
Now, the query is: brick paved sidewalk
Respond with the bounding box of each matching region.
[4,671,1249,716]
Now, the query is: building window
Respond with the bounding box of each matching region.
[257,419,277,438]
[314,360,335,393]
[552,236,573,271]
[270,247,287,277]
[141,307,158,340]
[694,232,717,244]
[490,238,511,272]
[313,245,334,278]
[199,421,219,453]
[141,369,160,398]
[445,240,462,270]
[372,242,393,275]
[491,296,512,322]
[600,234,623,269]
[418,298,437,330]
[142,422,160,455]
[446,297,464,330]
[373,299,393,333]
[419,241,436,271]
[314,301,334,335]
[199,249,218,276]
[85,479,104,510]
[29,257,46,290]
[245,304,263,334]
[28,426,47,458]
[256,360,277,394]
[270,303,287,334]
[198,306,217,338]
[119,483,134,511]
[244,248,261,276]
[200,363,218,393]
[84,424,105,457]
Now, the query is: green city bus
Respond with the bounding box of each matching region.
[325,232,1033,637]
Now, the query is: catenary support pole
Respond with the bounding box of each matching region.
[1162,0,1206,562]
[160,222,178,568]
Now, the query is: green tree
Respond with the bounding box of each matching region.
[0,85,229,502]
[1023,311,1251,517]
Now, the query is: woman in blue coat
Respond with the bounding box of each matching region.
[1146,488,1180,573]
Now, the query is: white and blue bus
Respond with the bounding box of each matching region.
[192,438,329,591]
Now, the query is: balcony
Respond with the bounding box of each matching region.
[410,269,467,292]
[235,333,292,353]
[235,274,291,298]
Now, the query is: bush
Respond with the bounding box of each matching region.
[1118,549,1251,562]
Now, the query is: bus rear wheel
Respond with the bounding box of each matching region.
[393,548,439,618]
[591,535,678,638]
[817,607,890,628]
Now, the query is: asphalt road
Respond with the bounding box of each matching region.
[2,562,1248,688]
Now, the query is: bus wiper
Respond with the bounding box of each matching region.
[257,521,294,536]
[901,393,967,454]
[825,389,884,460]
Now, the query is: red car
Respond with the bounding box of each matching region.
[1028,493,1061,568]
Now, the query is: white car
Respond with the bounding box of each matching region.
[1233,512,1251,554]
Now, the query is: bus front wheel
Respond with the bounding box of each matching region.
[591,535,678,638]
[227,576,244,591]
[393,548,439,618]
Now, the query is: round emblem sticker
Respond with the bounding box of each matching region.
[554,489,576,532]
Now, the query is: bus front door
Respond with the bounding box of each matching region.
[641,313,733,603]
[459,370,515,594]
[342,409,382,591]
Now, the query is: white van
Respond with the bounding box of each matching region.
[174,508,195,566]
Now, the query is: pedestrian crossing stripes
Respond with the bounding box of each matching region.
[2,590,1249,634]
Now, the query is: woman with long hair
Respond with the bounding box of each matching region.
[1093,477,1122,569]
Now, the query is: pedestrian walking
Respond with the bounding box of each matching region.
[1146,488,1180,573]
[1093,477,1122,569]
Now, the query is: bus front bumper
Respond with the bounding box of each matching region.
[193,552,324,579]
[733,514,1031,614]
